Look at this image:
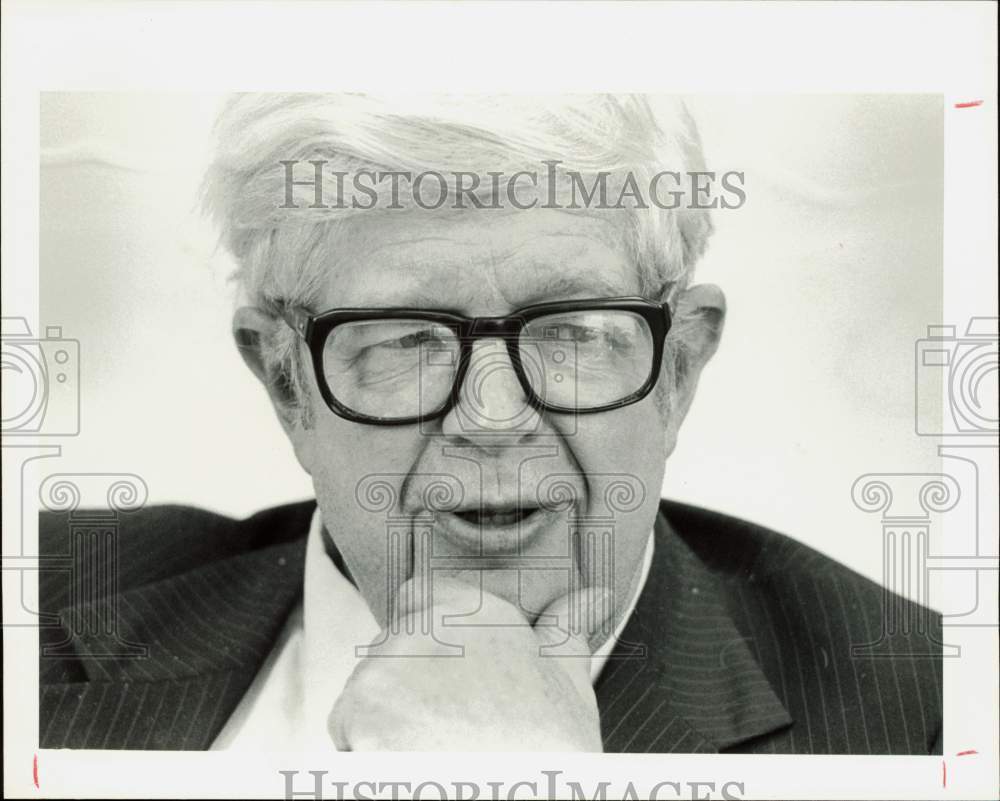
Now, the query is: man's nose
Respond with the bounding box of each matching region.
[440,339,543,445]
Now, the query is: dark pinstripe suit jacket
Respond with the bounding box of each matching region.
[38,499,942,753]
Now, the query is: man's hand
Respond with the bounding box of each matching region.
[329,578,613,751]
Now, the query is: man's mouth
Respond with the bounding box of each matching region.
[451,506,540,527]
[430,502,557,555]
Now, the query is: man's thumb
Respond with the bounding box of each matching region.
[534,585,616,657]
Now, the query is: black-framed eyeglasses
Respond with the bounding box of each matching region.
[278,297,672,426]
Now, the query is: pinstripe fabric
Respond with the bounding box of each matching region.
[597,502,943,754]
[39,499,942,753]
[39,503,311,750]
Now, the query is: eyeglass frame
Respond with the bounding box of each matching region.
[278,296,673,426]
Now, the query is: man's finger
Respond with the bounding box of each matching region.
[392,527,432,626]
[390,527,466,632]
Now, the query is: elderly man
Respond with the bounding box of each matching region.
[39,94,941,753]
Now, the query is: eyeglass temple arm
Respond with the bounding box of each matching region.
[660,300,673,335]
[276,304,311,340]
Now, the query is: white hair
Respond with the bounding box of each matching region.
[201,93,714,419]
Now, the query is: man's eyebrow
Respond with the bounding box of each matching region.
[513,272,633,306]
[308,289,450,312]
[377,274,631,311]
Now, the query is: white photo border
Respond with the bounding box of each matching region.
[2,2,997,799]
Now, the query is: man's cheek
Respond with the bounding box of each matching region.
[570,405,666,480]
[310,426,433,619]
[310,417,426,500]
[565,404,666,601]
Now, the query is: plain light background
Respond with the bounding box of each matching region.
[37,92,944,593]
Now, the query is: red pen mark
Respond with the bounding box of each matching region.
[954,100,983,109]
[944,749,980,787]
[33,753,39,789]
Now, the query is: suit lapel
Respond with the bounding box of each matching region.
[43,538,306,749]
[597,507,793,752]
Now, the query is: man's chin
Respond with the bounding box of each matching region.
[437,568,568,625]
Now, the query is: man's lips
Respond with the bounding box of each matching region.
[451,506,539,527]
[430,504,558,555]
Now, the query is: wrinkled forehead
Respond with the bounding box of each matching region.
[307,207,638,315]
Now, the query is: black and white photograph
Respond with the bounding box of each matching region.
[3,3,997,800]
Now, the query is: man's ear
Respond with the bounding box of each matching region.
[232,306,308,446]
[667,283,727,425]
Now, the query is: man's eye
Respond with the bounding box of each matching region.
[565,324,626,347]
[377,329,441,349]
[562,325,601,343]
[557,324,636,356]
